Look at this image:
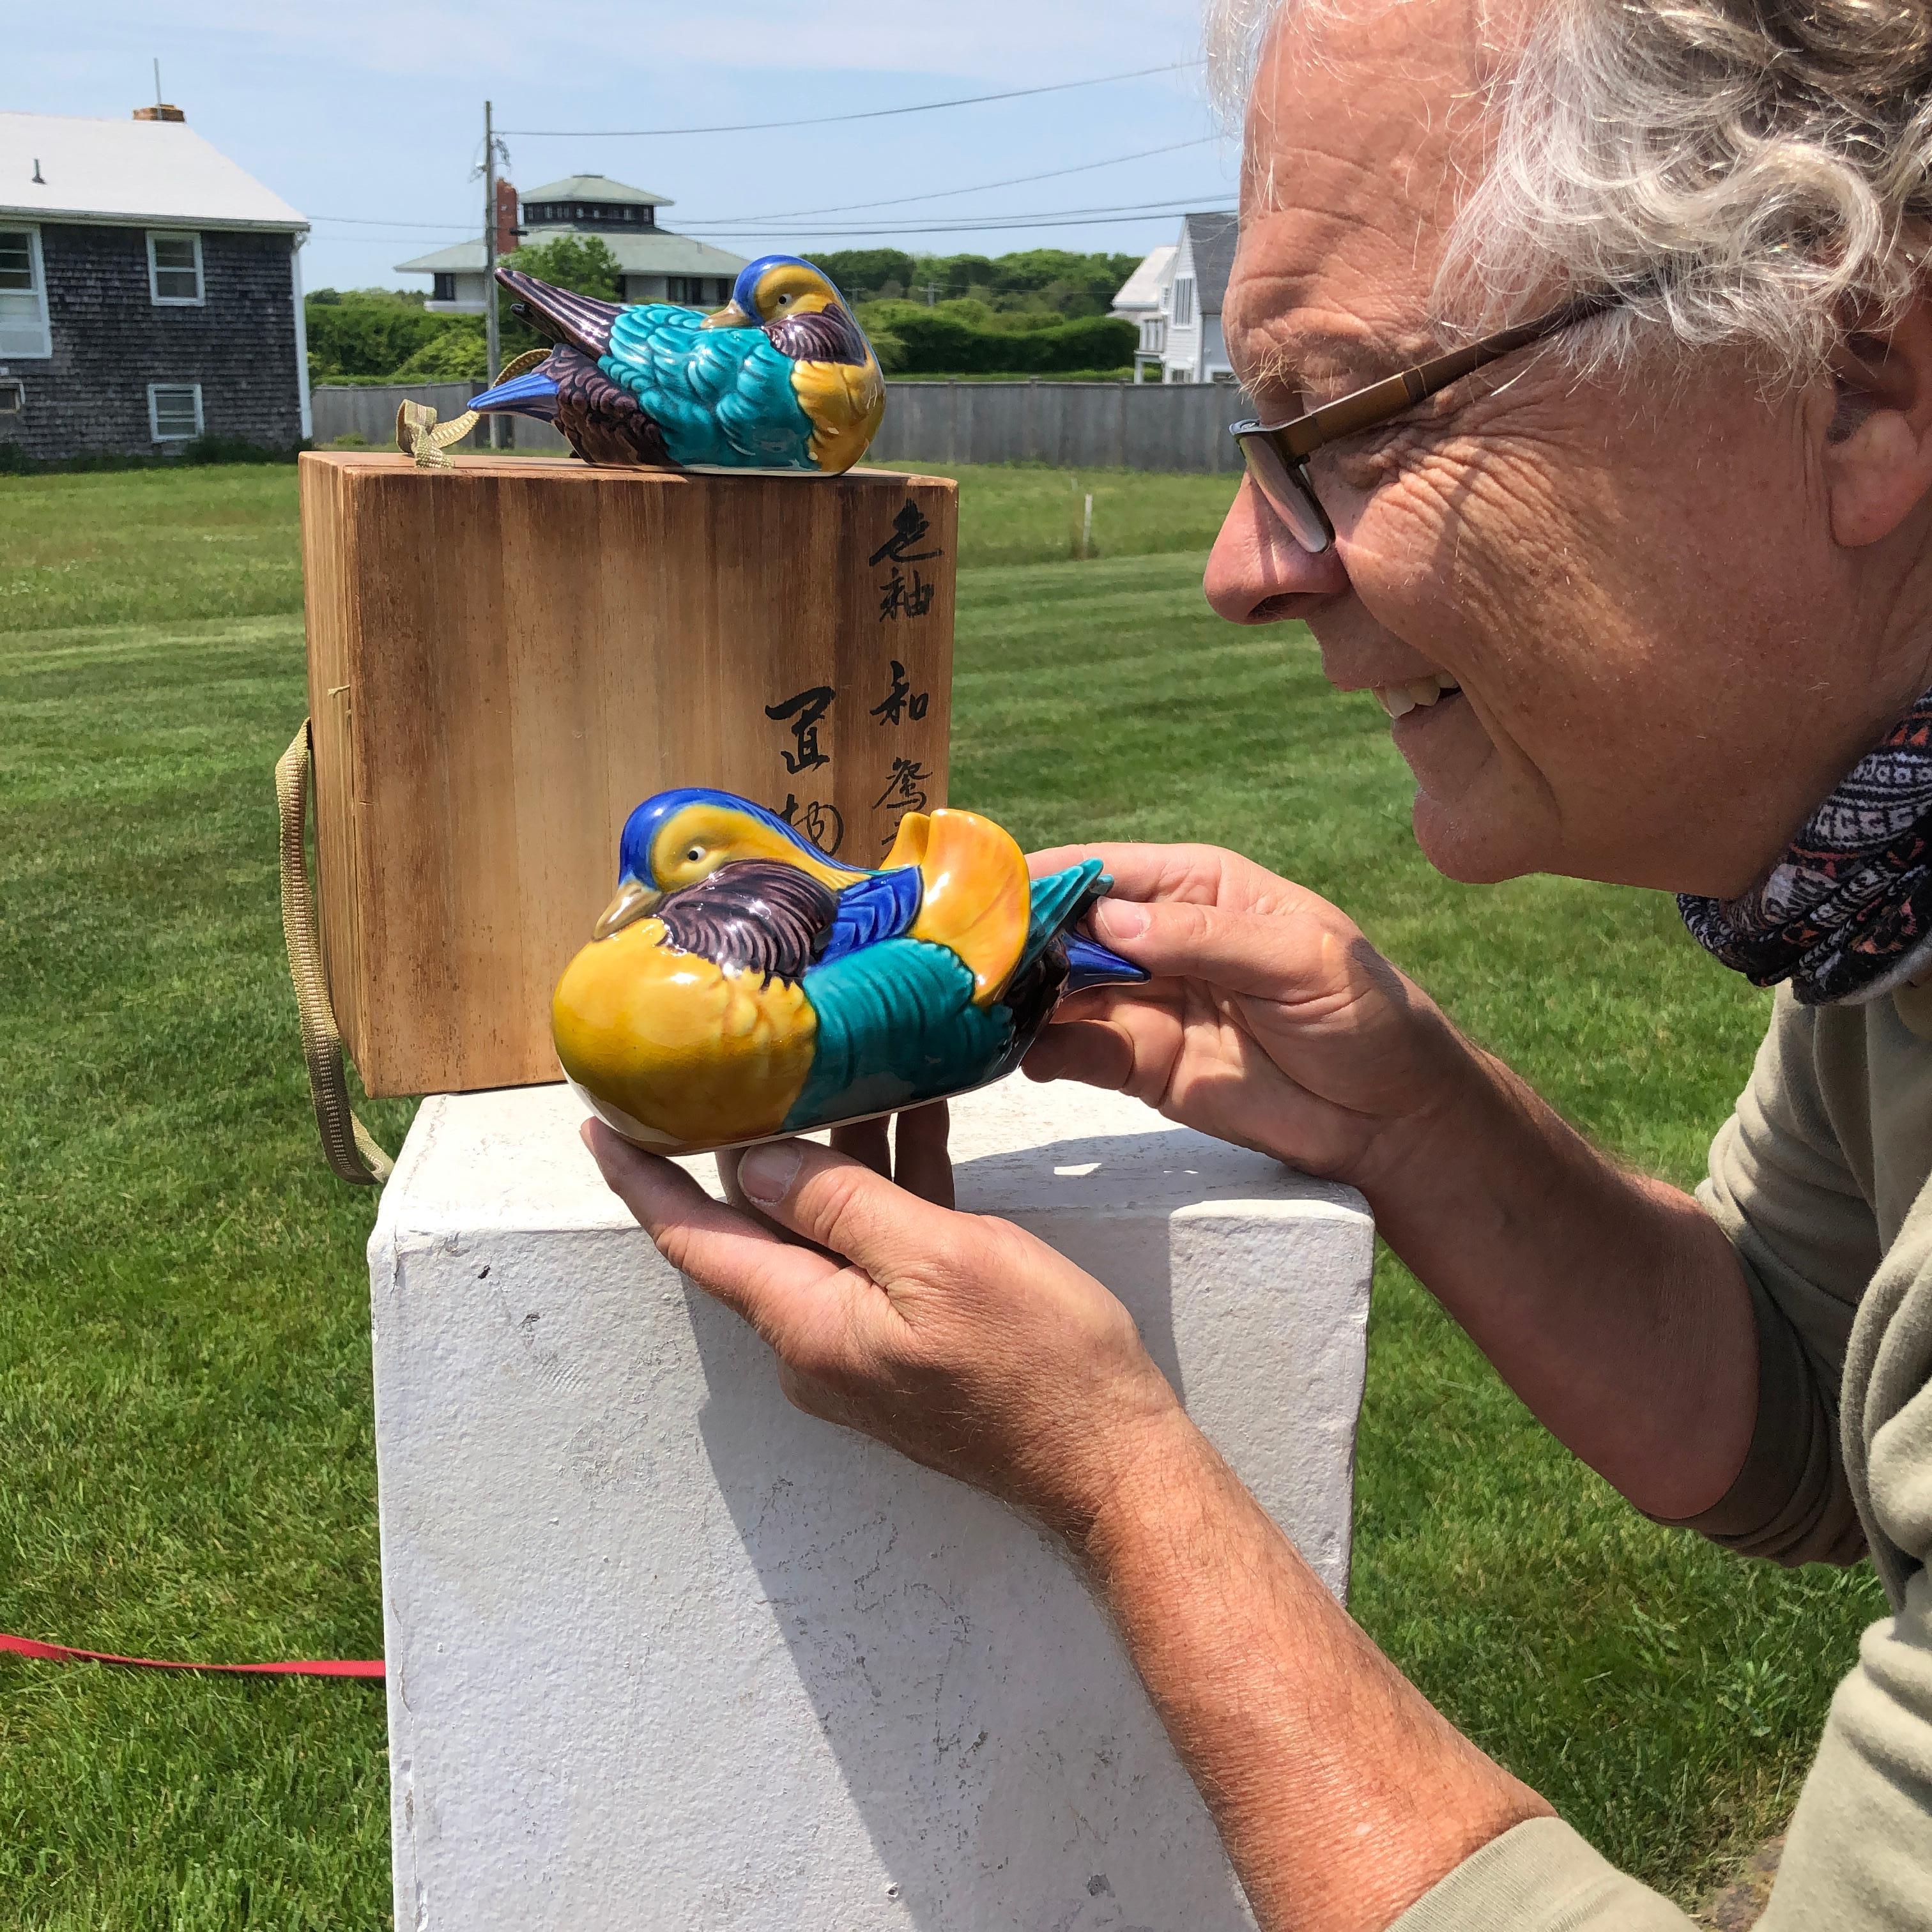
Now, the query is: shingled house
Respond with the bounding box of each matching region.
[396,173,747,313]
[0,107,310,462]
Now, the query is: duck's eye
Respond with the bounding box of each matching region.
[776,293,792,305]
[684,845,704,862]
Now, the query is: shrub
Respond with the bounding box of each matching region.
[855,303,1137,375]
[391,320,487,380]
[306,293,457,379]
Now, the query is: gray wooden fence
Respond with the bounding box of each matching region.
[311,377,1243,473]
[868,380,1243,473]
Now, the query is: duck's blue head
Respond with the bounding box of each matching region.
[594,786,864,939]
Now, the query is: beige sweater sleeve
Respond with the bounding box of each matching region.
[1387,1820,1694,1930]
[1672,994,1874,1564]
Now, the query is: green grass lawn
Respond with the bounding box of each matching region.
[0,465,1883,1926]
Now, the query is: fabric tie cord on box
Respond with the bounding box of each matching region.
[0,1630,383,1678]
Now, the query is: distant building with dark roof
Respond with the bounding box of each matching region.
[396,174,749,315]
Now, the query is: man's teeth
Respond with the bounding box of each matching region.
[1374,676,1460,718]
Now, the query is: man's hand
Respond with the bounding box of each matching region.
[1025,843,1470,1189]
[584,1107,1549,1932]
[583,1117,1190,1540]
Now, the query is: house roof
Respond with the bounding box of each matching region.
[1110,243,1176,313]
[0,111,307,231]
[1183,211,1239,314]
[395,226,748,279]
[521,174,671,208]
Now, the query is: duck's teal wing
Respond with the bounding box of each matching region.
[783,939,1010,1131]
[601,307,815,468]
[1018,859,1108,973]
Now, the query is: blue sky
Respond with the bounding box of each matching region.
[12,2,1239,293]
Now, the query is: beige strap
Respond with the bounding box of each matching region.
[275,721,394,1185]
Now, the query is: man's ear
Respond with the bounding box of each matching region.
[1823,296,1932,548]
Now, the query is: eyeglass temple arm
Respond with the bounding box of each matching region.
[1273,291,1620,463]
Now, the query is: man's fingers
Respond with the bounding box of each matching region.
[893,1101,954,1208]
[583,1120,848,1342]
[1023,1017,1136,1092]
[830,1115,893,1178]
[1084,894,1339,1003]
[733,1135,967,1283]
[1028,841,1228,905]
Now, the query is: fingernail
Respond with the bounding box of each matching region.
[1096,899,1148,940]
[739,1140,804,1204]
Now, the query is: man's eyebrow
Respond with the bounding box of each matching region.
[1236,330,1368,397]
[1237,324,1433,399]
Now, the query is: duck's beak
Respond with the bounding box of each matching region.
[594,878,660,940]
[702,300,753,330]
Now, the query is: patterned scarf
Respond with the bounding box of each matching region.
[1678,687,1932,1004]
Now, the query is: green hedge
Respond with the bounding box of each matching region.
[863,308,1137,376]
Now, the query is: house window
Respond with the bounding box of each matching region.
[0,378,22,415]
[148,231,204,305]
[433,272,456,302]
[0,227,52,359]
[148,381,204,441]
[1171,277,1195,327]
[1140,318,1165,353]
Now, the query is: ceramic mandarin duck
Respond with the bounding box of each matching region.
[553,788,1146,1154]
[465,255,885,472]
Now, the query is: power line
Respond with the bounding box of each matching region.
[309,194,1231,245]
[689,203,1236,241]
[310,216,476,229]
[686,191,1235,236]
[307,153,1233,240]
[677,135,1221,226]
[500,59,1203,137]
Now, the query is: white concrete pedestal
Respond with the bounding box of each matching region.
[370,1078,1374,1932]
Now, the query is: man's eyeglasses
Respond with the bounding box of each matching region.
[1228,290,1621,554]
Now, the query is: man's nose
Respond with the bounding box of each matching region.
[1204,477,1351,622]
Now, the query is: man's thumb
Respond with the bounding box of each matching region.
[733,1137,955,1275]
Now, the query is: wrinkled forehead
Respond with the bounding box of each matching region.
[1227,0,1518,385]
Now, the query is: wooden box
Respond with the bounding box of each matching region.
[300,453,956,1098]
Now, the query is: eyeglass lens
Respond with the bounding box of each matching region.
[1236,433,1335,554]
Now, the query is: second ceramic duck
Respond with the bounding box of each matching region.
[553,788,1145,1154]
[466,254,885,472]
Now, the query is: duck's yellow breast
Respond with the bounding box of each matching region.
[553,919,817,1153]
[794,353,886,474]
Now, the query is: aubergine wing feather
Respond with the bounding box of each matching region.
[765,306,870,367]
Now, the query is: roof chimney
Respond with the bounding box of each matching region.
[133,103,186,122]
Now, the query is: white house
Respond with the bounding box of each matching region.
[1110,242,1176,381]
[0,106,310,461]
[397,174,747,313]
[1162,212,1238,383]
[1112,213,1239,384]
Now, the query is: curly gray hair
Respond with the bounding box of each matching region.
[1208,0,1932,374]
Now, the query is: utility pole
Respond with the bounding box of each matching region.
[483,100,502,452]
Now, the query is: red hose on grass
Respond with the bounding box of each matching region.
[0,1630,383,1677]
